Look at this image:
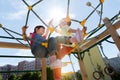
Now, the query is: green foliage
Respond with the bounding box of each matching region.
[76,71,82,80]
[15,75,21,80]
[20,72,32,80]
[62,74,72,80]
[0,74,2,80]
[30,72,41,80]
[6,67,54,80]
[111,72,120,80]
[8,74,16,80]
[19,72,41,80]
[47,67,54,80]
[18,67,54,80]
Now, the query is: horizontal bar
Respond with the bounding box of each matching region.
[79,19,120,53]
[0,42,30,49]
[0,70,41,73]
[0,36,23,40]
[0,55,35,58]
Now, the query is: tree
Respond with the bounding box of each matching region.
[16,75,21,80]
[0,74,2,80]
[8,74,16,80]
[20,72,32,80]
[30,72,41,80]
[62,74,72,80]
[47,67,54,80]
[9,67,54,80]
[76,70,82,80]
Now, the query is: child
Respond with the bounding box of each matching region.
[22,25,71,80]
[22,25,58,58]
[49,18,87,44]
[46,18,87,80]
[22,24,79,80]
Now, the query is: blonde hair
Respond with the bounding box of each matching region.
[59,18,71,26]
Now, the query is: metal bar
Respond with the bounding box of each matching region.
[71,19,80,23]
[0,55,35,58]
[31,9,48,27]
[67,0,70,16]
[79,19,120,54]
[86,3,101,20]
[22,0,29,7]
[86,11,120,39]
[1,28,28,47]
[32,0,43,7]
[0,70,41,73]
[25,10,30,26]
[0,36,23,40]
[0,42,30,49]
[103,18,120,51]
[2,27,22,36]
[81,34,111,54]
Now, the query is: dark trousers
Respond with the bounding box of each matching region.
[31,37,57,58]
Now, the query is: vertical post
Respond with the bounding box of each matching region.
[103,18,120,51]
[41,58,47,80]
[78,53,89,80]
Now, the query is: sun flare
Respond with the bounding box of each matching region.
[48,7,66,24]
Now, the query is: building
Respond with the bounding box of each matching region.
[106,57,120,73]
[1,64,17,80]
[18,61,28,71]
[35,58,42,70]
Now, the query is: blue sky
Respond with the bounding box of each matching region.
[0,0,120,73]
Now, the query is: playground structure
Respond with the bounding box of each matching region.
[0,0,120,80]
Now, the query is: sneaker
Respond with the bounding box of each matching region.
[70,37,78,43]
[75,29,84,42]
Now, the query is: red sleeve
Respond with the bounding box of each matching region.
[30,32,34,45]
[43,35,46,39]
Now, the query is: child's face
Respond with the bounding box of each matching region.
[59,21,67,28]
[36,27,45,35]
[59,19,68,28]
[59,18,71,28]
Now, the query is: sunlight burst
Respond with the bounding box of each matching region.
[48,7,66,25]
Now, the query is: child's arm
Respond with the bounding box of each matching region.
[43,28,49,38]
[82,27,87,33]
[43,19,55,38]
[22,26,31,41]
[22,26,27,35]
[68,28,77,33]
[55,29,61,34]
[47,19,56,33]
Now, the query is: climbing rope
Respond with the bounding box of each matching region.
[22,0,48,46]
[32,0,44,7]
[86,10,120,39]
[1,26,22,36]
[0,24,29,47]
[0,24,30,47]
[22,0,48,27]
[67,0,70,17]
[87,50,96,71]
[99,43,115,76]
[25,10,30,26]
[86,3,101,22]
[0,36,23,40]
[68,54,78,80]
[105,39,115,44]
[97,3,103,28]
[87,50,104,80]
[70,1,104,40]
